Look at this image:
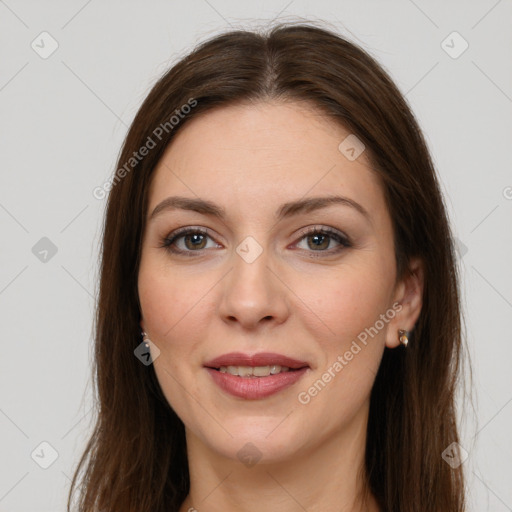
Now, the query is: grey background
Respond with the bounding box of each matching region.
[1,0,511,510]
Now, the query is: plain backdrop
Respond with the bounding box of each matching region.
[1,1,511,510]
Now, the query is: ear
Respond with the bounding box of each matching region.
[385,257,424,349]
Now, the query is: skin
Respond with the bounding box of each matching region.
[137,100,424,512]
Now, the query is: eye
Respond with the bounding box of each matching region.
[294,226,351,256]
[160,227,221,256]
[160,226,351,258]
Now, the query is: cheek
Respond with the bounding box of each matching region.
[293,260,395,345]
[138,264,209,416]
[291,258,395,427]
[138,263,209,341]
[293,280,387,434]
[137,264,208,399]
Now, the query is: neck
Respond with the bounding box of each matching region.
[179,401,380,512]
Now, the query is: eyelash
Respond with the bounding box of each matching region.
[160,226,351,258]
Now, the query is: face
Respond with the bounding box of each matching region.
[137,100,421,464]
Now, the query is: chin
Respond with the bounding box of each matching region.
[194,415,310,465]
[215,436,303,466]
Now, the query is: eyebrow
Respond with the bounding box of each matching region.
[149,195,370,222]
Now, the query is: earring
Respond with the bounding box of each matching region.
[398,329,409,347]
[141,330,149,345]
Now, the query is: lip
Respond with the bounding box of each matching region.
[204,352,310,400]
[203,352,310,370]
[205,367,309,400]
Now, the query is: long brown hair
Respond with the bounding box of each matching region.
[67,22,468,511]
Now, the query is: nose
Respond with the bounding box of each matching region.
[217,245,290,330]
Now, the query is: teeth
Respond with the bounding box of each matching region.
[270,365,281,374]
[238,366,253,377]
[219,365,290,377]
[253,366,271,377]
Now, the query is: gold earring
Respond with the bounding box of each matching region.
[398,329,409,347]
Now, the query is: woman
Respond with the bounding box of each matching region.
[68,22,467,512]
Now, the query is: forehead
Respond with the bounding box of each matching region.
[147,100,387,221]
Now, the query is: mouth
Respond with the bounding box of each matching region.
[204,351,310,374]
[213,364,298,377]
[203,352,310,399]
